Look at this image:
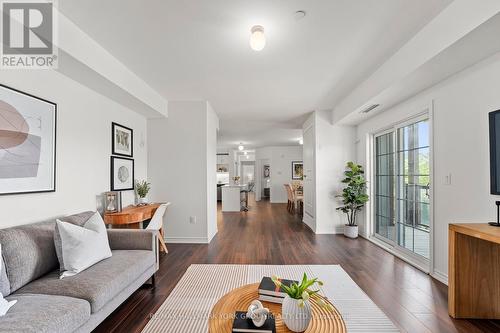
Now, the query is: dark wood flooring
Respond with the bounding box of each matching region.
[94,196,500,333]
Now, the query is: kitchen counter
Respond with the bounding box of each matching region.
[221,184,248,212]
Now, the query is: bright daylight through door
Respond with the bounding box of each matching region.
[374,118,430,261]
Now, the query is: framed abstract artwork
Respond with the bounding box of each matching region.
[112,122,133,157]
[111,156,134,191]
[292,161,303,180]
[263,165,270,178]
[0,84,56,195]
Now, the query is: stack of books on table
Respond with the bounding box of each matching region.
[232,311,276,333]
[257,276,298,304]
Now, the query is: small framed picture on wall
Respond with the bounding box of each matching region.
[112,122,133,157]
[111,156,134,191]
[292,161,303,180]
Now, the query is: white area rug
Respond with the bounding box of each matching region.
[142,265,399,332]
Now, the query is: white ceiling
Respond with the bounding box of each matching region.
[59,0,452,149]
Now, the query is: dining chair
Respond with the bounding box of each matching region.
[284,184,294,213]
[146,202,171,255]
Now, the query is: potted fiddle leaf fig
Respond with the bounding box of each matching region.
[135,180,151,205]
[336,162,369,239]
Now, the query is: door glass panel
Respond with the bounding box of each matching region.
[375,133,396,242]
[374,119,430,259]
[396,120,430,258]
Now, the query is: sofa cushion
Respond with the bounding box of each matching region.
[0,293,90,333]
[54,211,94,272]
[1,247,10,296]
[0,221,58,293]
[57,213,112,279]
[16,250,155,313]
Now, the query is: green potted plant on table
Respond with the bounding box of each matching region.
[272,274,332,332]
[135,180,151,205]
[336,161,369,239]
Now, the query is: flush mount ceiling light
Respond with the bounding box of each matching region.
[294,10,306,20]
[244,151,248,155]
[238,143,244,151]
[250,25,266,51]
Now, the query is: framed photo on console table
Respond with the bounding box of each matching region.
[112,122,133,157]
[111,156,134,191]
[0,84,56,195]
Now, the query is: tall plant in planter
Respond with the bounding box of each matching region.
[337,162,369,238]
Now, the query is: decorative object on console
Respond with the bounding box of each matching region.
[104,191,122,213]
[112,122,133,157]
[0,84,56,195]
[135,179,151,205]
[111,156,134,191]
[246,300,270,328]
[272,273,332,332]
[336,162,369,239]
[291,161,303,180]
[488,201,500,227]
[233,310,275,333]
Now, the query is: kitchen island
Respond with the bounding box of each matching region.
[221,184,248,212]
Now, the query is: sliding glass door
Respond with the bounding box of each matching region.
[374,117,431,262]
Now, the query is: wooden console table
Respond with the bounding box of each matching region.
[449,223,500,318]
[104,203,162,229]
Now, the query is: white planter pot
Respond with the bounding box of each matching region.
[282,295,312,332]
[344,224,358,238]
[138,197,148,205]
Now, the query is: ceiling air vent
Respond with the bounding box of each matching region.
[359,104,380,114]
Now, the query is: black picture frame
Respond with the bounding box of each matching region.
[110,156,134,191]
[489,110,500,194]
[263,165,270,178]
[0,84,57,196]
[291,161,303,180]
[112,122,133,157]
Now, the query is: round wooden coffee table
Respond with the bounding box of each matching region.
[208,283,346,333]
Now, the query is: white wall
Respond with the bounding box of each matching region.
[206,103,219,242]
[355,51,500,282]
[255,146,303,203]
[148,101,218,243]
[0,70,147,228]
[315,112,356,234]
[303,111,356,234]
[270,146,303,203]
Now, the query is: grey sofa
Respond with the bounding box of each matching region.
[0,212,157,333]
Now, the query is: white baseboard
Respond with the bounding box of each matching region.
[431,269,448,285]
[164,236,209,244]
[314,229,342,235]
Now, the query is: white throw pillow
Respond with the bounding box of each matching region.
[56,212,112,279]
[0,244,16,316]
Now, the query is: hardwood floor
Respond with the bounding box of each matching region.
[95,196,500,333]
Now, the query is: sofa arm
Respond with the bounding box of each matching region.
[107,229,155,251]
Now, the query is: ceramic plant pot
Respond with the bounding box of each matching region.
[344,224,358,239]
[282,295,312,332]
